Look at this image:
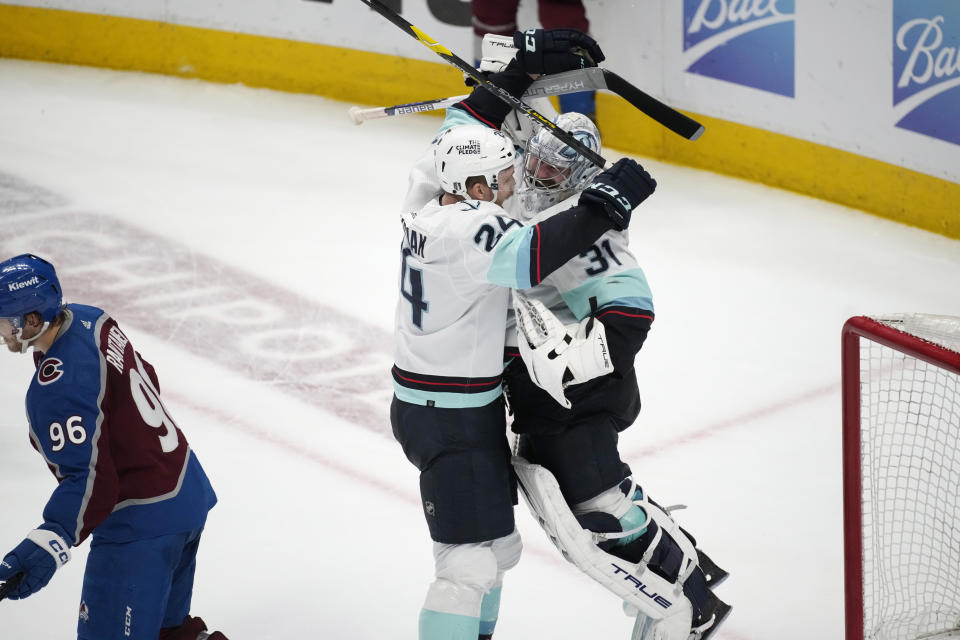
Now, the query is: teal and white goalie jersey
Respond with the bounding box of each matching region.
[503,194,654,348]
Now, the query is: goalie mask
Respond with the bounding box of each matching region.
[434,124,515,200]
[0,254,63,353]
[518,112,601,216]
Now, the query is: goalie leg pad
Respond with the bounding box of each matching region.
[512,456,692,629]
[621,482,726,629]
[611,520,685,582]
[573,479,732,639]
[516,417,631,505]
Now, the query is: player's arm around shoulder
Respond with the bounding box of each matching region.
[453,202,538,290]
[427,199,531,289]
[502,157,660,292]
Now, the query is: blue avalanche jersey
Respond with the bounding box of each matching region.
[24,304,217,546]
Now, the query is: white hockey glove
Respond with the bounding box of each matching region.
[466,34,515,86]
[479,34,516,73]
[513,292,613,409]
[475,34,557,148]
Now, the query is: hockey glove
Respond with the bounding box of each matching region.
[480,34,517,74]
[579,158,657,231]
[514,293,613,409]
[566,316,614,385]
[0,525,71,600]
[465,33,522,87]
[513,28,605,75]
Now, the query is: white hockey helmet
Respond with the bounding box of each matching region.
[434,124,516,198]
[522,112,601,195]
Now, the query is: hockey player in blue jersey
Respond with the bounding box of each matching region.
[0,254,228,640]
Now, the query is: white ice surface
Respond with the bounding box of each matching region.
[1,59,959,640]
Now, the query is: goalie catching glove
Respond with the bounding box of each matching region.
[513,292,613,408]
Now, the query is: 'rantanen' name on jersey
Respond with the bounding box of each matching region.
[104,324,130,374]
[402,218,427,258]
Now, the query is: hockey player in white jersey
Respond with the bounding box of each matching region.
[392,28,618,640]
[391,99,658,640]
[392,123,656,640]
[395,24,730,635]
[505,115,732,640]
[393,26,727,640]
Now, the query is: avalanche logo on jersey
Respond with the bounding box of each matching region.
[893,1,960,146]
[681,0,796,97]
[37,357,64,385]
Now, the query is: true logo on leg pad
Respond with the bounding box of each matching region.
[611,563,673,609]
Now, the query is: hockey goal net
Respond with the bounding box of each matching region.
[842,314,960,640]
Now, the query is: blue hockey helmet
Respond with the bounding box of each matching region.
[0,254,64,331]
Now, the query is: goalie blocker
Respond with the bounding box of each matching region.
[512,456,731,640]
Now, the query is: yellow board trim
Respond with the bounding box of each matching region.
[0,4,464,107]
[1,4,957,239]
[599,95,960,239]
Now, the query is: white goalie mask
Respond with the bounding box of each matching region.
[434,124,516,199]
[517,112,602,217]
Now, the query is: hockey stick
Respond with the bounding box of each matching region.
[357,0,606,168]
[601,70,704,141]
[348,62,704,140]
[349,95,466,124]
[349,68,603,124]
[347,69,588,124]
[0,573,23,602]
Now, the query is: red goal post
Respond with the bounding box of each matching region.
[842,314,960,640]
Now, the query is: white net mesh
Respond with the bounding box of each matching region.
[858,314,960,640]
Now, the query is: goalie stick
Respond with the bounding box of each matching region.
[601,69,704,141]
[0,572,23,602]
[349,66,705,141]
[348,68,596,124]
[357,0,607,168]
